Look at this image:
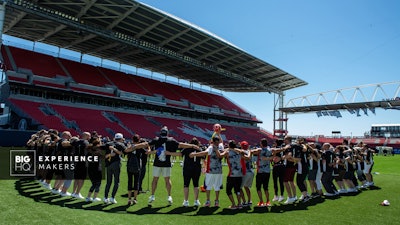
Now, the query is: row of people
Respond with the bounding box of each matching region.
[27,127,199,205]
[26,126,375,209]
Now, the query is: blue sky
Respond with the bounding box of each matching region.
[138,0,400,137]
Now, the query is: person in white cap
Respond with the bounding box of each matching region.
[103,133,129,204]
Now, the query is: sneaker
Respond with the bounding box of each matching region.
[284,197,295,204]
[241,202,248,207]
[278,196,285,202]
[338,189,347,194]
[256,202,264,207]
[167,196,173,205]
[60,192,71,197]
[103,198,109,204]
[110,197,117,204]
[272,195,279,201]
[43,182,52,190]
[247,201,252,207]
[71,193,77,198]
[347,188,358,193]
[75,193,84,199]
[182,200,189,207]
[204,200,211,207]
[51,189,60,194]
[237,203,243,209]
[367,182,375,187]
[132,199,137,205]
[302,196,311,203]
[265,201,271,207]
[128,199,132,206]
[194,200,201,207]
[214,200,219,207]
[324,192,335,197]
[333,190,340,196]
[228,205,237,210]
[311,192,319,198]
[92,198,101,202]
[148,195,155,204]
[85,197,93,202]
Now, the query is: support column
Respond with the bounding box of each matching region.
[0,2,6,83]
[273,92,288,138]
[0,2,6,44]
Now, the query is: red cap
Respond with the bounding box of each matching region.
[240,141,249,150]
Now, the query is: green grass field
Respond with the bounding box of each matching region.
[0,147,398,225]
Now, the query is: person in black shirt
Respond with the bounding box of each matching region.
[147,126,200,205]
[343,147,358,193]
[321,143,338,196]
[51,131,74,197]
[334,145,347,194]
[166,137,203,207]
[281,135,301,204]
[133,135,150,194]
[271,139,286,202]
[296,138,310,203]
[71,132,91,199]
[361,144,375,187]
[86,138,104,202]
[103,133,127,204]
[307,143,322,198]
[124,135,149,206]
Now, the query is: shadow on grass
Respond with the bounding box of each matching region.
[195,206,219,215]
[128,205,169,215]
[16,178,379,216]
[216,206,252,215]
[251,206,270,213]
[368,185,381,190]
[167,206,199,214]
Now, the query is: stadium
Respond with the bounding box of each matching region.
[0,0,309,146]
[0,1,399,225]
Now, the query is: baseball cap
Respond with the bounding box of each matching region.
[114,133,123,140]
[240,141,249,150]
[160,126,169,138]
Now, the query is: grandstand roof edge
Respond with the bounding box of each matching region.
[1,0,307,94]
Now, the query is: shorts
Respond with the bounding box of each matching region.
[343,171,355,180]
[363,162,374,174]
[283,167,296,182]
[241,171,254,188]
[74,162,87,180]
[226,176,242,195]
[255,173,270,191]
[334,169,346,181]
[152,166,171,177]
[308,169,318,180]
[205,173,223,191]
[183,169,201,188]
